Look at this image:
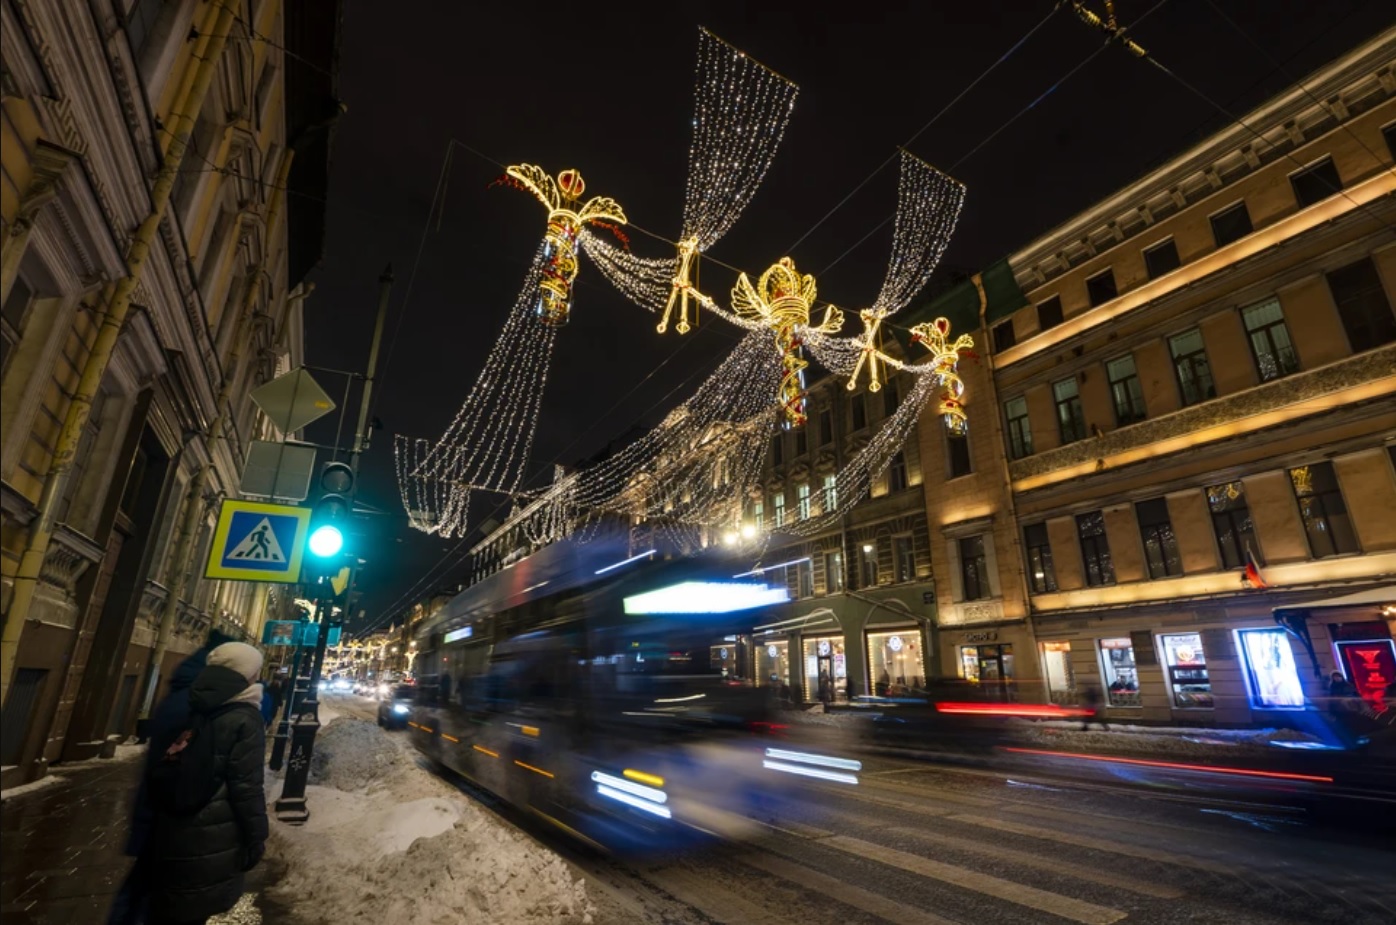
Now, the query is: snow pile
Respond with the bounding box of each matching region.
[787,706,872,726]
[307,717,406,791]
[268,718,595,924]
[1014,722,1322,758]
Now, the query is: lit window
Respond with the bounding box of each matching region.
[1241,298,1299,381]
[1288,462,1358,558]
[1160,633,1213,708]
[859,543,878,588]
[1106,354,1146,424]
[1023,523,1057,594]
[752,499,763,531]
[1004,396,1032,460]
[1136,498,1182,579]
[1098,638,1140,707]
[1169,328,1215,406]
[958,535,989,600]
[1076,511,1114,587]
[824,550,844,593]
[797,483,812,520]
[1206,481,1256,570]
[894,536,915,583]
[1053,377,1086,444]
[772,493,786,528]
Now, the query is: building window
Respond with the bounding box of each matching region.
[1136,498,1182,579]
[1023,523,1057,594]
[1076,511,1115,587]
[796,559,814,599]
[1037,296,1063,332]
[1237,627,1305,708]
[887,451,908,492]
[992,320,1016,352]
[1160,633,1213,708]
[818,409,833,446]
[772,493,786,528]
[797,483,812,520]
[1169,328,1215,406]
[851,393,867,431]
[1041,641,1075,705]
[1327,257,1396,352]
[1085,269,1117,307]
[947,435,972,478]
[1098,638,1141,707]
[1289,157,1343,208]
[870,630,925,694]
[1,275,35,376]
[1288,463,1359,558]
[771,433,784,466]
[859,542,878,588]
[1207,481,1256,570]
[958,535,989,600]
[894,536,916,583]
[1105,354,1146,425]
[752,499,764,531]
[1004,396,1032,459]
[822,474,838,514]
[1384,123,1396,160]
[882,378,899,417]
[1053,377,1086,444]
[1241,298,1299,381]
[795,427,808,457]
[1143,239,1181,279]
[825,550,844,593]
[1210,201,1253,247]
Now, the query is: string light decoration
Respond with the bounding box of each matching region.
[658,28,799,336]
[496,164,627,326]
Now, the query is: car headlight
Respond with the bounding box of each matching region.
[392,703,410,715]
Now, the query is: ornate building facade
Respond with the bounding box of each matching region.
[916,27,1396,721]
[0,0,339,786]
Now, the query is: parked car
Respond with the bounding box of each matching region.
[378,684,416,730]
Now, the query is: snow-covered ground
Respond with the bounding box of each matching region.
[0,742,145,802]
[263,717,595,925]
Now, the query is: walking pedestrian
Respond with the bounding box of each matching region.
[145,642,269,925]
[108,629,236,925]
[1080,682,1108,731]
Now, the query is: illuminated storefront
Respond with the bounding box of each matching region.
[867,630,925,695]
[1237,627,1305,709]
[1040,641,1074,705]
[959,643,1014,686]
[1097,638,1141,707]
[1159,632,1212,708]
[1334,638,1395,704]
[802,635,846,702]
[755,640,791,690]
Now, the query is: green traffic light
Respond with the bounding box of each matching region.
[308,524,344,558]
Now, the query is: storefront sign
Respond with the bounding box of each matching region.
[887,635,904,652]
[1336,639,1396,703]
[767,644,779,659]
[963,630,997,644]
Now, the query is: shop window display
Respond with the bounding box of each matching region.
[1160,632,1213,708]
[1098,638,1141,707]
[1237,628,1304,708]
[868,630,925,696]
[756,640,791,699]
[802,636,847,703]
[1041,641,1075,705]
[960,644,1014,687]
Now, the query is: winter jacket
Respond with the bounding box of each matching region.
[124,649,211,857]
[147,664,269,924]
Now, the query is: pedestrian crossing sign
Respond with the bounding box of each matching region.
[205,499,311,582]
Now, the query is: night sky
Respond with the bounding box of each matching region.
[301,0,1393,633]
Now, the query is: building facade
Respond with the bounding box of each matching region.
[0,0,338,786]
[913,29,1396,723]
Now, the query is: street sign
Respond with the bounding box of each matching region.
[251,367,336,436]
[240,440,318,501]
[205,499,311,582]
[298,623,342,646]
[260,621,341,647]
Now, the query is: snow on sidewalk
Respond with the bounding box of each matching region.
[265,718,595,925]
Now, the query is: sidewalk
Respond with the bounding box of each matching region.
[0,752,280,925]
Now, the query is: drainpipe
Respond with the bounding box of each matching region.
[139,145,296,718]
[0,0,238,708]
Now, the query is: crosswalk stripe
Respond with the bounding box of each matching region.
[954,814,1241,874]
[883,824,1183,899]
[740,850,960,925]
[822,834,1127,925]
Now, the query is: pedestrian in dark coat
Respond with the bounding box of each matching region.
[146,642,269,925]
[108,630,235,925]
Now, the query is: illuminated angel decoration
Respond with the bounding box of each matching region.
[729,257,843,426]
[500,164,627,326]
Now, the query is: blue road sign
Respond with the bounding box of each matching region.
[205,500,310,582]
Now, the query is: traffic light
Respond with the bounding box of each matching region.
[305,461,353,579]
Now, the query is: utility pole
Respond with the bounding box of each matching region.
[275,267,393,822]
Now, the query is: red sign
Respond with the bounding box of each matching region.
[1336,639,1396,704]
